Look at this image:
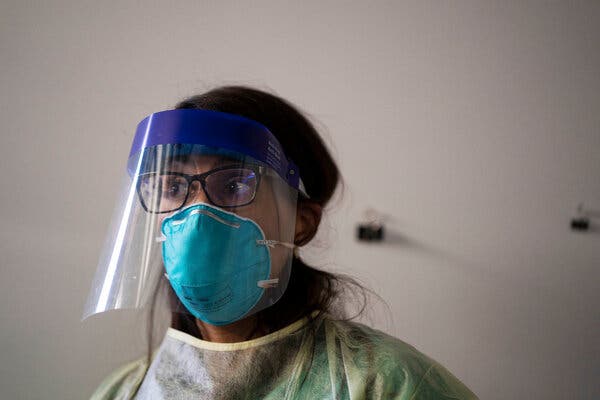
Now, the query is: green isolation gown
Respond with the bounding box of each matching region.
[90,315,478,399]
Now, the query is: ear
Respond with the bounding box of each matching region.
[294,201,323,246]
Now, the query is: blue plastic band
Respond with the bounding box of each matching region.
[127,109,300,189]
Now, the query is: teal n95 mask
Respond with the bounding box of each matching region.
[83,109,307,323]
[160,202,294,326]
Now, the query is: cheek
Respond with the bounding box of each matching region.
[236,181,279,239]
[157,214,171,232]
[235,182,291,277]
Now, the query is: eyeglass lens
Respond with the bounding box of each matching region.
[138,167,258,212]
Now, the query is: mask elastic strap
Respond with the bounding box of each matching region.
[257,278,279,288]
[255,239,295,289]
[256,239,295,249]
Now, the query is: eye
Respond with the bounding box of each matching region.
[139,175,159,196]
[204,168,258,207]
[161,176,188,199]
[224,179,251,195]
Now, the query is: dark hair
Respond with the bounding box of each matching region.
[148,86,366,351]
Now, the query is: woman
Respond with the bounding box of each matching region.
[86,86,478,399]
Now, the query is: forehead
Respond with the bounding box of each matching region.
[167,153,242,173]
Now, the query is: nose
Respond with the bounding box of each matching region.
[183,180,210,206]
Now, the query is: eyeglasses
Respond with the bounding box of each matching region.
[136,164,263,213]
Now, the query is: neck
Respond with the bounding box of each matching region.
[195,315,265,343]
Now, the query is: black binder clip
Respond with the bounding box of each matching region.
[571,203,599,232]
[357,208,385,242]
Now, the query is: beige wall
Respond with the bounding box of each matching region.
[1,1,598,399]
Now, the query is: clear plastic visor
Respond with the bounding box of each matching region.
[83,144,298,323]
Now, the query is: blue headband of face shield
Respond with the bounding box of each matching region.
[127,109,304,193]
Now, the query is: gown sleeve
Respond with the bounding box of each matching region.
[328,319,479,400]
[404,361,478,400]
[89,358,148,400]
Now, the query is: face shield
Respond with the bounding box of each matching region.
[83,109,304,326]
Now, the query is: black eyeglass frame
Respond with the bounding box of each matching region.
[136,164,265,214]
